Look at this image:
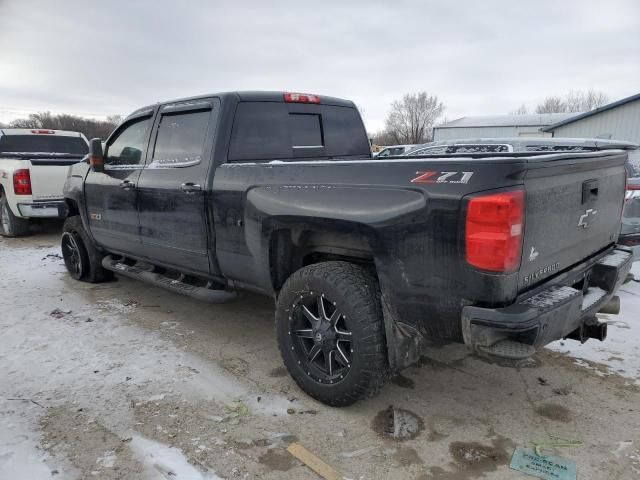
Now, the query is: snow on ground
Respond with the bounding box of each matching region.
[548,262,640,383]
[2,230,640,479]
[0,242,293,479]
[129,434,222,480]
[0,409,54,479]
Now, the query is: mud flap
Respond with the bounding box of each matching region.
[381,292,427,371]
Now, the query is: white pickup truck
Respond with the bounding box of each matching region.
[0,128,89,236]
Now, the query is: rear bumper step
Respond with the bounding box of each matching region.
[101,255,237,303]
[462,247,633,360]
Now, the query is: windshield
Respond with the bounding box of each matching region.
[0,135,88,155]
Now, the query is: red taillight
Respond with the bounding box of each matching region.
[465,189,524,273]
[284,92,320,104]
[13,169,32,195]
[627,183,640,191]
[31,129,55,134]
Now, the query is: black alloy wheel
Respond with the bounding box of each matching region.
[290,291,353,384]
[276,261,388,406]
[61,231,85,280]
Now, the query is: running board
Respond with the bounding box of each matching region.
[101,255,237,303]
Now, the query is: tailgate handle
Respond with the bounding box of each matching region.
[582,179,598,204]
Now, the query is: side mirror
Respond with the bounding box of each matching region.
[89,138,104,172]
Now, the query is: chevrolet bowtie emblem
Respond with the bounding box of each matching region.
[578,208,597,228]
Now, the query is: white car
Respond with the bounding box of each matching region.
[0,128,88,236]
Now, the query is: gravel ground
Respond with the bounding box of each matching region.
[1,220,639,479]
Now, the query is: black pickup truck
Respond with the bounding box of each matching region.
[62,91,633,406]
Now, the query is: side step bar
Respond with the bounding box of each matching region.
[102,255,237,303]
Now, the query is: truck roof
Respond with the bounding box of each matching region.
[127,91,356,119]
[0,128,84,138]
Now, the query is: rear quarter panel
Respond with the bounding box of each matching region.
[212,157,527,341]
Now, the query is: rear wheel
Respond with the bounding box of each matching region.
[0,194,30,237]
[62,216,113,283]
[276,261,388,406]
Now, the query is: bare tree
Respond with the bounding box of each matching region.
[510,104,528,115]
[584,89,609,110]
[565,89,609,112]
[9,111,122,140]
[535,96,566,114]
[384,92,445,144]
[535,89,609,114]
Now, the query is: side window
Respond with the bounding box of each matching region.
[105,117,151,167]
[377,148,390,157]
[151,110,210,167]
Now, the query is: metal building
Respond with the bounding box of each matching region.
[541,93,640,144]
[432,112,578,141]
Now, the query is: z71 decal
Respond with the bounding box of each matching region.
[411,171,474,184]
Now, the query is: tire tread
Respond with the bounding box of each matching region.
[62,216,113,283]
[276,261,388,407]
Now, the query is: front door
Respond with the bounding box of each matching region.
[84,113,153,255]
[136,101,217,274]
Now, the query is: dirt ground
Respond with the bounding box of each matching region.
[1,220,640,479]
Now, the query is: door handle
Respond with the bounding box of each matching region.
[180,182,202,194]
[119,180,135,190]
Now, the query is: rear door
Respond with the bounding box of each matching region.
[519,151,627,291]
[136,99,218,274]
[84,112,154,255]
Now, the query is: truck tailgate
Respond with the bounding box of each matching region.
[29,162,76,201]
[519,151,627,291]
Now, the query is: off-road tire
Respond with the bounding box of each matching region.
[276,261,388,407]
[62,216,113,283]
[0,193,30,237]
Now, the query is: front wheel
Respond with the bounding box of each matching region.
[61,216,113,283]
[276,261,388,407]
[0,194,30,237]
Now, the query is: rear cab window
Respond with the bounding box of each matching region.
[228,101,370,161]
[0,134,88,155]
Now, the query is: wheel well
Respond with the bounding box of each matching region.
[270,228,376,291]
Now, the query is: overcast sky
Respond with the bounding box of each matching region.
[0,0,638,132]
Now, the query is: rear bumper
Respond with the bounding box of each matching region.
[17,201,65,218]
[462,247,633,356]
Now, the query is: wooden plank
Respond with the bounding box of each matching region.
[286,442,343,480]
